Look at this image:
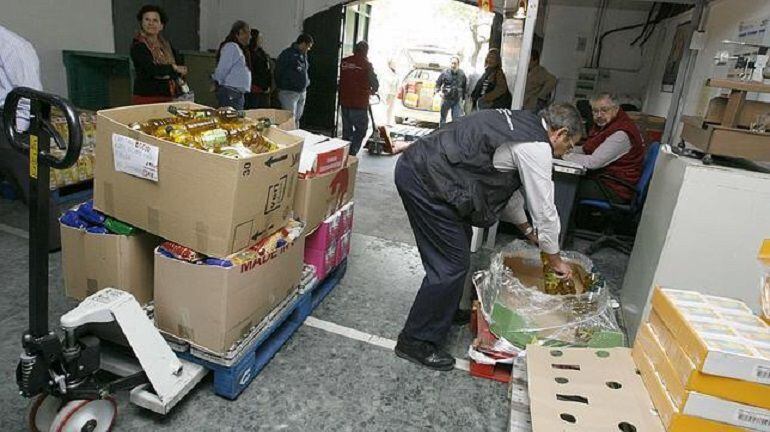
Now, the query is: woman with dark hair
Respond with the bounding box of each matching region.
[471,48,511,110]
[211,20,251,110]
[245,29,272,109]
[130,4,188,104]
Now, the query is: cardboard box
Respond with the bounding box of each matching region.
[636,323,770,410]
[154,233,305,353]
[304,244,336,281]
[647,311,770,409]
[294,157,358,233]
[335,231,351,267]
[633,343,747,432]
[288,129,350,176]
[526,345,664,432]
[93,102,303,257]
[60,222,160,304]
[651,287,770,384]
[244,108,295,131]
[338,201,355,234]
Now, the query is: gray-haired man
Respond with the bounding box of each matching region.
[393,104,585,371]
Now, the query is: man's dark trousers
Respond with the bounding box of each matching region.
[395,155,471,345]
[341,106,369,156]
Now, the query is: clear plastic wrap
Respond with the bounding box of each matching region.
[473,240,624,350]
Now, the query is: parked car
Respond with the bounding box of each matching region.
[393,46,455,125]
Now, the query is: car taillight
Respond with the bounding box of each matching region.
[397,86,404,100]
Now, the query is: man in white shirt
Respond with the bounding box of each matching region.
[393,104,584,371]
[0,25,43,202]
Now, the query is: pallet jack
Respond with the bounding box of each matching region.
[365,94,410,156]
[3,88,205,431]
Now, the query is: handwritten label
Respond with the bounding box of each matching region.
[112,134,159,182]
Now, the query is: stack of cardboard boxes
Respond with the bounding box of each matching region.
[633,287,770,432]
[60,102,358,355]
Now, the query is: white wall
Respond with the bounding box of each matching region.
[541,0,652,105]
[200,0,346,57]
[0,0,115,97]
[642,0,770,141]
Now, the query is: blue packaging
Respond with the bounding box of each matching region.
[86,226,109,234]
[60,211,87,229]
[76,200,106,226]
[204,258,233,267]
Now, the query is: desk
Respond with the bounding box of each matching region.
[470,159,586,252]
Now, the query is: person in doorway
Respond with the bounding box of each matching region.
[523,49,556,112]
[0,24,43,203]
[212,21,252,110]
[245,29,272,109]
[563,93,645,203]
[130,5,188,104]
[339,41,379,156]
[435,56,467,127]
[393,104,584,371]
[276,34,314,122]
[471,48,511,110]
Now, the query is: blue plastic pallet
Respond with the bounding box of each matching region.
[177,260,347,400]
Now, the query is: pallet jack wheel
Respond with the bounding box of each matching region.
[367,140,383,155]
[48,398,117,432]
[29,394,62,432]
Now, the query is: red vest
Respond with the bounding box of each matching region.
[339,54,372,109]
[583,109,645,201]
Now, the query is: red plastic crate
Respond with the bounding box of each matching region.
[469,360,512,383]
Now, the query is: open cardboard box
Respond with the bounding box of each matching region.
[93,102,303,257]
[244,108,295,131]
[154,231,305,354]
[487,255,624,349]
[60,220,160,304]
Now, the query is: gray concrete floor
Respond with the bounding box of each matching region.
[0,150,628,431]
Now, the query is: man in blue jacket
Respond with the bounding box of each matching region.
[276,34,314,123]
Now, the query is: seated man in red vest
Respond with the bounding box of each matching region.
[563,93,645,203]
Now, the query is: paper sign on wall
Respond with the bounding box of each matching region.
[112,134,159,182]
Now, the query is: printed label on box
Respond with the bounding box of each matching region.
[112,134,159,182]
[264,174,288,214]
[755,365,770,383]
[736,408,770,430]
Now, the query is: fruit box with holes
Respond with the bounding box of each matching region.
[527,345,664,432]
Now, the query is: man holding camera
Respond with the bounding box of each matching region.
[435,56,467,128]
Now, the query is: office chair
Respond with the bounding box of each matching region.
[572,142,661,255]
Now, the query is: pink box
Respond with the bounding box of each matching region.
[305,211,341,252]
[335,231,351,266]
[339,201,355,234]
[304,241,337,280]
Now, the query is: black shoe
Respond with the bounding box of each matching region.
[452,309,471,326]
[394,334,455,371]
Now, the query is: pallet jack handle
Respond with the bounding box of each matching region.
[2,87,82,339]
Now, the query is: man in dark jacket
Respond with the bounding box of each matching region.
[339,41,379,155]
[435,56,467,127]
[276,34,314,122]
[393,104,584,371]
